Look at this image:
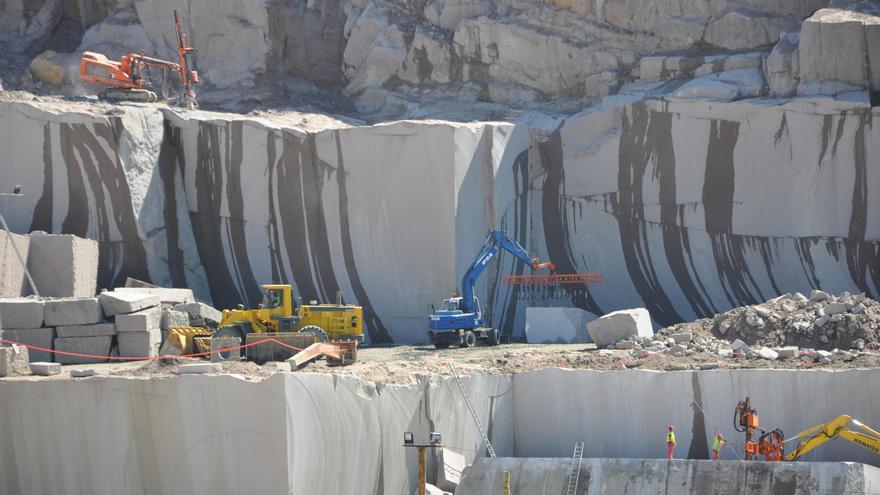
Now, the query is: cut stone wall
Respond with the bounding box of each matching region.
[1,94,877,342]
[1,368,879,494]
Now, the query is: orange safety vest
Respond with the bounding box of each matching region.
[667,431,676,444]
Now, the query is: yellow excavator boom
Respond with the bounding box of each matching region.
[784,415,880,461]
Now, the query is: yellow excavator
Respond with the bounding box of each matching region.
[166,284,363,363]
[783,415,880,461]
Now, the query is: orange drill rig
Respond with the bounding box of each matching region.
[80,10,198,108]
[734,397,785,461]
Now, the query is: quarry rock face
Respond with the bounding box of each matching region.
[1,90,878,342]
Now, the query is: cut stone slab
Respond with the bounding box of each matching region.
[731,339,749,352]
[0,298,44,328]
[176,363,222,374]
[54,336,111,364]
[117,331,161,358]
[0,347,8,376]
[436,447,466,492]
[1,327,55,362]
[70,368,108,378]
[777,346,799,359]
[29,361,61,376]
[0,231,30,297]
[114,287,194,305]
[43,297,102,326]
[26,233,98,298]
[524,307,597,344]
[98,291,160,317]
[115,307,161,333]
[754,347,779,360]
[56,323,115,338]
[586,308,653,346]
[173,302,222,325]
[670,332,693,344]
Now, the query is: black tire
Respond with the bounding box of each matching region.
[461,330,477,348]
[487,328,500,346]
[435,342,450,349]
[214,326,244,360]
[299,325,329,342]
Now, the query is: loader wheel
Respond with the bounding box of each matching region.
[214,326,244,360]
[299,325,329,343]
[461,330,477,348]
[487,328,500,346]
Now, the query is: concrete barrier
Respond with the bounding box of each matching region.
[456,458,880,494]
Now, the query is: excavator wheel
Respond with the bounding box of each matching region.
[487,328,500,346]
[214,326,244,360]
[298,325,329,343]
[461,330,477,348]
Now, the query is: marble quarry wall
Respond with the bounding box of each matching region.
[1,368,879,495]
[1,94,878,342]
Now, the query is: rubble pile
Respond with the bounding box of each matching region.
[605,291,880,366]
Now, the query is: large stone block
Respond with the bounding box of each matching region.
[173,302,221,325]
[28,361,61,376]
[99,291,160,317]
[53,336,111,364]
[161,308,190,331]
[113,287,194,306]
[1,327,55,362]
[56,323,115,338]
[797,8,878,95]
[115,307,161,333]
[0,297,44,328]
[27,233,98,298]
[524,307,596,344]
[117,331,160,358]
[0,231,30,297]
[586,308,653,346]
[43,297,103,326]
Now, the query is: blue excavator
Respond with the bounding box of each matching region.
[427,230,555,348]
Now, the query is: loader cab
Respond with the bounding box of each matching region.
[260,284,294,318]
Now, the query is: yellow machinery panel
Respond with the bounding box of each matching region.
[297,304,364,341]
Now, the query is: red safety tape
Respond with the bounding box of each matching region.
[0,338,305,362]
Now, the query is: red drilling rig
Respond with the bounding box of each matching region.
[79,10,198,108]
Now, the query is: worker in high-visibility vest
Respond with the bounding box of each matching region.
[666,425,676,459]
[711,433,725,460]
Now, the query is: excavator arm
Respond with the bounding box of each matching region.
[784,415,880,461]
[459,230,554,313]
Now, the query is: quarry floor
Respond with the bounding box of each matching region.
[6,342,880,384]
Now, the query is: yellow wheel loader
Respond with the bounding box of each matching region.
[167,284,363,363]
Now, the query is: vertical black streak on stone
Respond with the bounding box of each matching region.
[499,150,529,338]
[540,127,603,316]
[611,104,679,325]
[704,119,763,307]
[30,124,54,232]
[844,113,878,297]
[190,123,244,309]
[276,131,321,303]
[653,111,713,318]
[93,121,151,287]
[302,137,341,302]
[688,373,709,459]
[266,132,285,283]
[158,121,187,288]
[334,130,392,343]
[224,121,261,306]
[59,124,89,236]
[819,114,832,165]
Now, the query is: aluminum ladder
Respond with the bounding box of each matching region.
[449,363,496,458]
[565,441,584,495]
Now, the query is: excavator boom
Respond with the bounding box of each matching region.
[784,415,880,461]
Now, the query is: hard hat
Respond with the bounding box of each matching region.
[668,425,674,430]
[718,433,724,439]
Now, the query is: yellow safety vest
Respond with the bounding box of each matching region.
[712,437,725,452]
[667,431,676,444]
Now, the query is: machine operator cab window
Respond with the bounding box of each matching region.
[261,288,283,309]
[441,297,480,318]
